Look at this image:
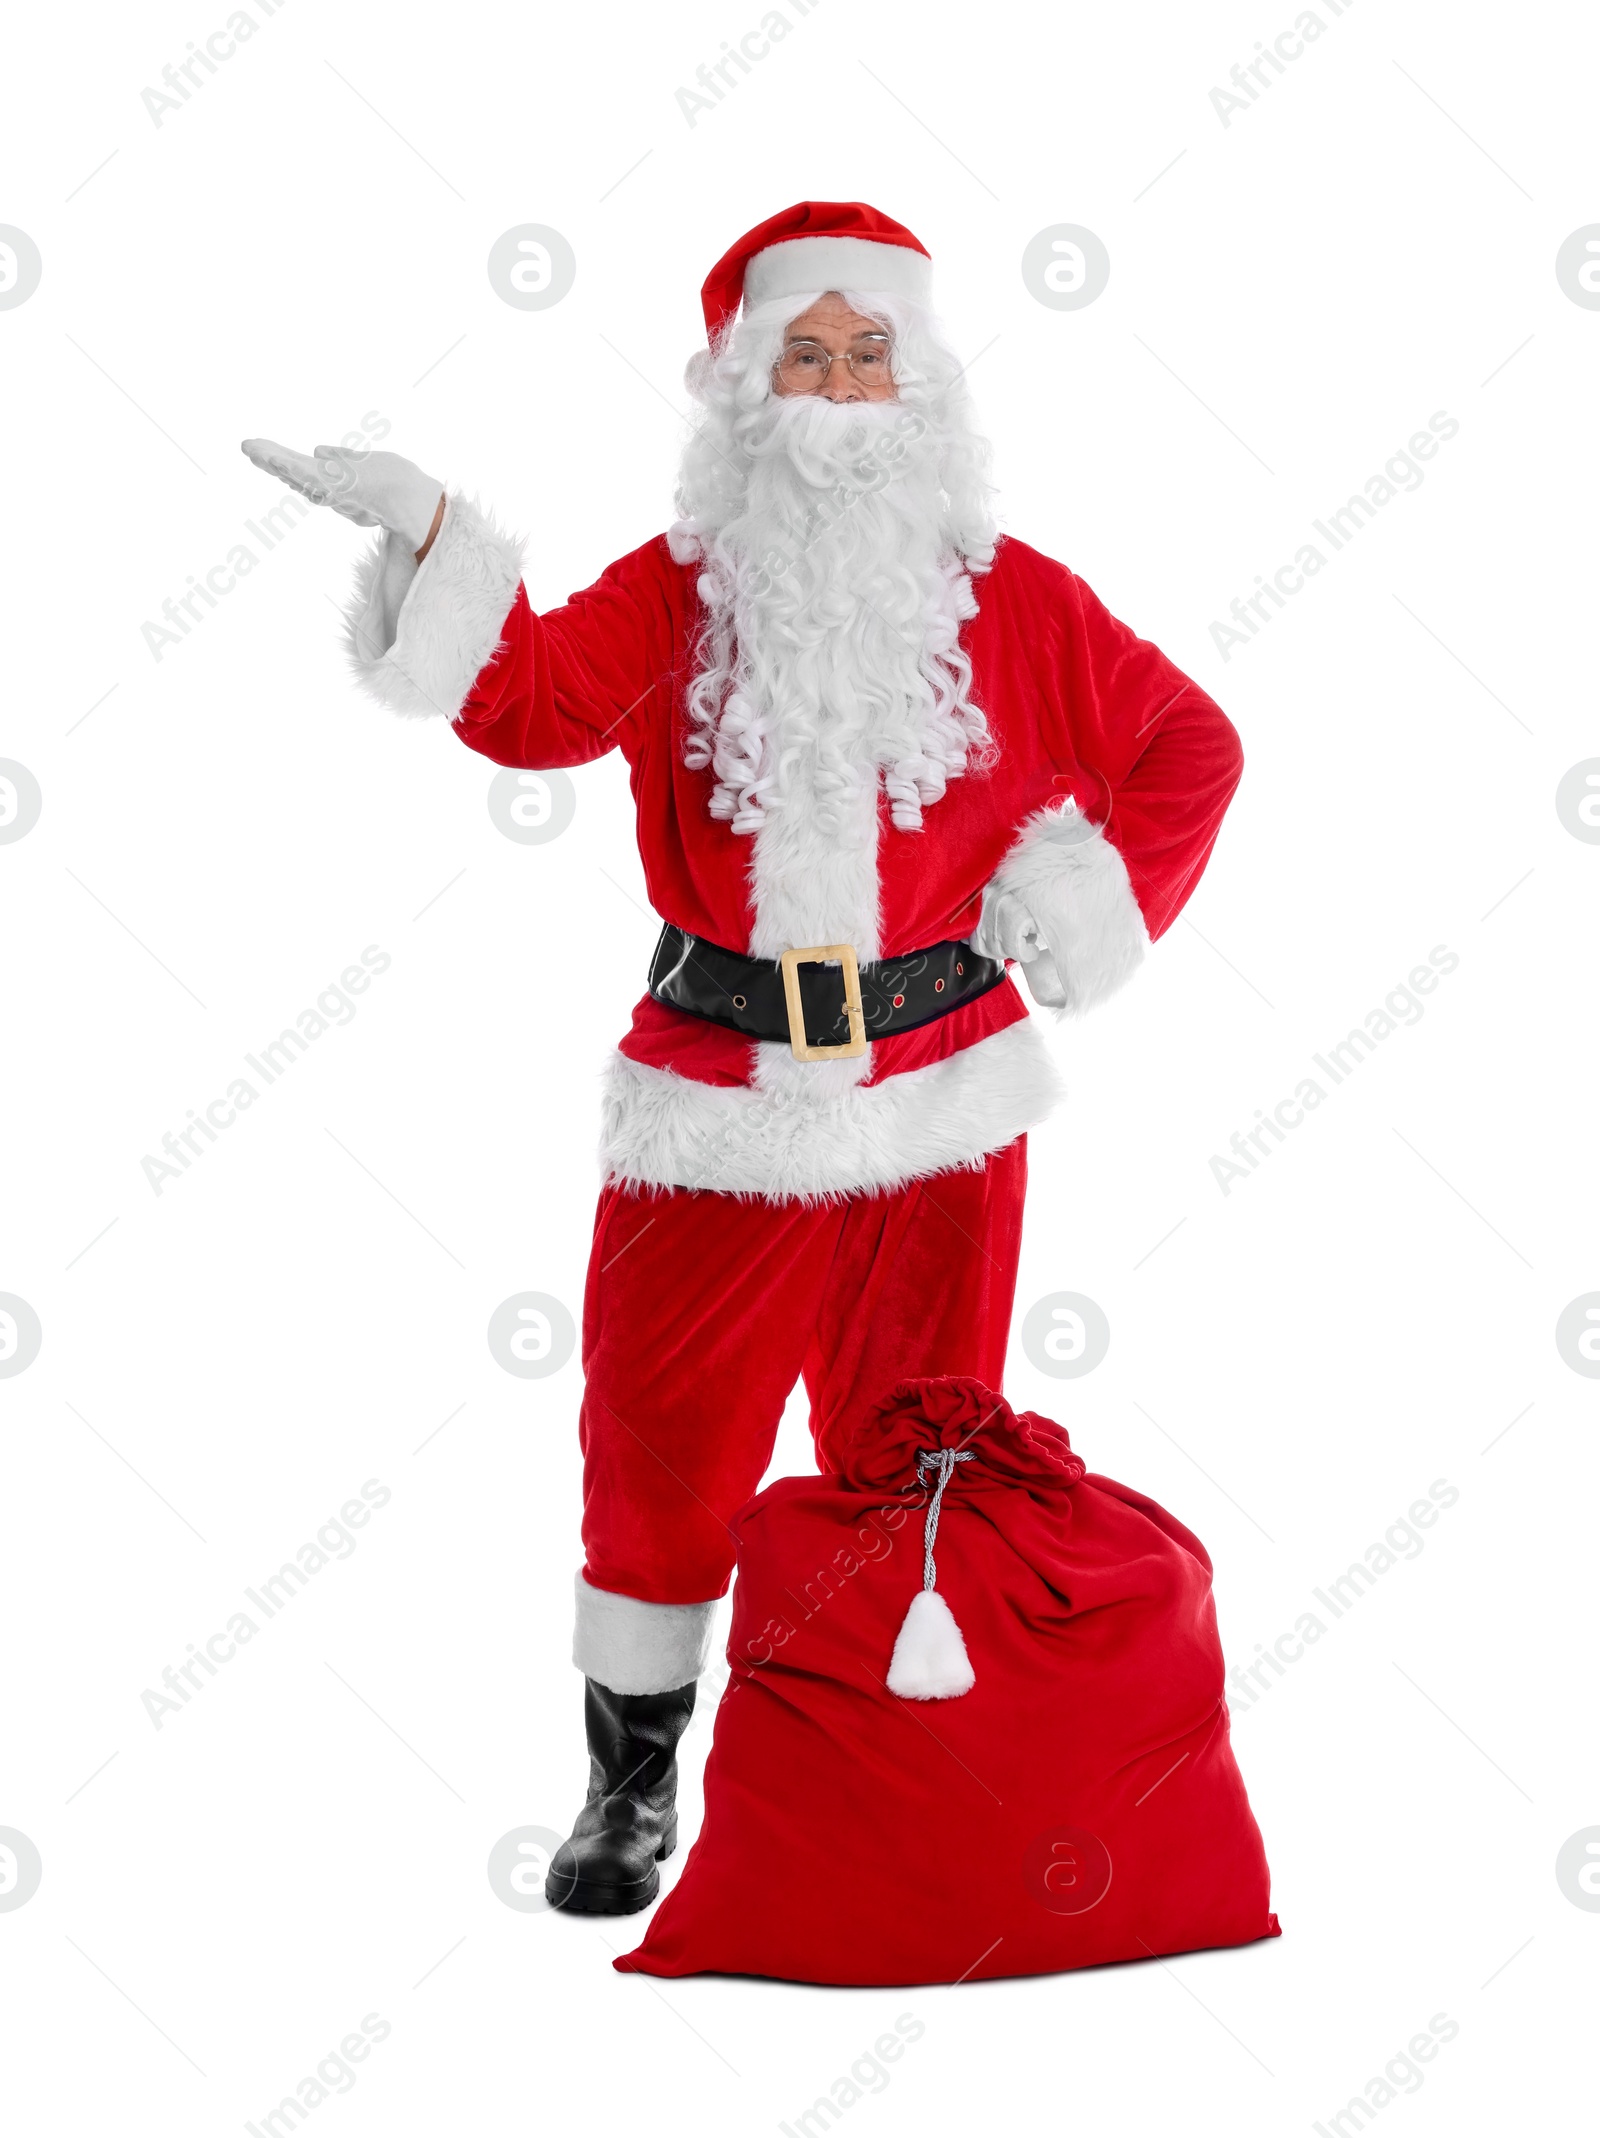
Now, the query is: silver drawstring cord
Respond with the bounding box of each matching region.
[916,1446,975,1592]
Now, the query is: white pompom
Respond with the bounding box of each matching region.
[886,1589,975,1701]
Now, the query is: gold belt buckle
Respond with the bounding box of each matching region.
[779,944,867,1061]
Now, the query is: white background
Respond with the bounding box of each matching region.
[2,0,1596,2131]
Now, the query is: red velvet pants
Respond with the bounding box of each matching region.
[579,1138,1027,1605]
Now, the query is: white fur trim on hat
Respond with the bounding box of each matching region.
[744,234,932,313]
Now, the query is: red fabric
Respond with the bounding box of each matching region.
[700,200,930,338]
[617,1377,1279,1984]
[452,535,1243,1091]
[579,1149,1026,1606]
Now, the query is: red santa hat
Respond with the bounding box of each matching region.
[700,201,933,341]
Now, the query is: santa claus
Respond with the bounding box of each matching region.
[244,201,1242,1917]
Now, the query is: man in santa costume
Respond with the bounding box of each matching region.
[244,201,1242,1916]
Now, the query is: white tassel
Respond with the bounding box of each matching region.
[887,1588,975,1701]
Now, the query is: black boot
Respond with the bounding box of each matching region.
[545,1677,697,1915]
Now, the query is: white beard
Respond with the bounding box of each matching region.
[672,394,993,965]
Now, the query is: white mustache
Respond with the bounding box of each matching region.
[739,394,915,488]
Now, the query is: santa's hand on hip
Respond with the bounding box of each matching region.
[240,438,446,560]
[972,887,1067,1009]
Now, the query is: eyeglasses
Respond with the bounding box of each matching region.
[773,334,895,393]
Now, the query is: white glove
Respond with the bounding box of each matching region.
[240,438,445,554]
[972,888,1047,966]
[972,887,1067,1009]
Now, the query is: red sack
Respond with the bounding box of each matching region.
[618,1377,1279,1986]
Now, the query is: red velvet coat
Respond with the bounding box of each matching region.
[347,506,1242,1200]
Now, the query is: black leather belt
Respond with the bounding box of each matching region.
[647,924,1007,1060]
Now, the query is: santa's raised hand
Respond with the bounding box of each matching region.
[240,438,446,559]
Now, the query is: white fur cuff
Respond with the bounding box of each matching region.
[572,1573,716,1695]
[978,804,1147,1016]
[342,492,524,720]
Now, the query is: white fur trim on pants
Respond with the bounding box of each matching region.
[342,493,524,720]
[598,1014,1064,1203]
[572,1573,716,1695]
[976,805,1147,1015]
